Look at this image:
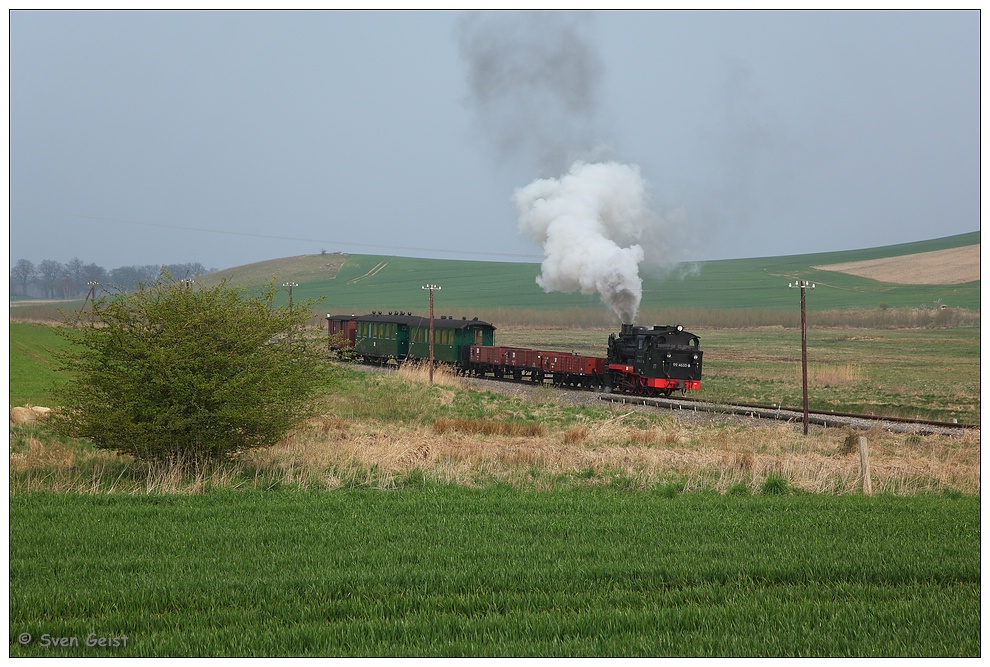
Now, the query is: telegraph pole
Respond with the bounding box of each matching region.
[283,282,298,314]
[421,284,441,384]
[789,280,816,434]
[283,282,299,346]
[79,281,98,321]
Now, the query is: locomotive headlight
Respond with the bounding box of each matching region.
[676,325,684,332]
[693,354,699,360]
[666,353,671,358]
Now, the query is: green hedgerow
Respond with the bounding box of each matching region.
[51,273,333,463]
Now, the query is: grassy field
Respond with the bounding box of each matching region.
[494,325,981,425]
[8,353,982,656]
[10,320,981,425]
[7,236,981,657]
[9,323,72,406]
[10,347,981,497]
[9,490,980,657]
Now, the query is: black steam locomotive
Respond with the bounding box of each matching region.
[327,311,703,395]
[605,323,703,396]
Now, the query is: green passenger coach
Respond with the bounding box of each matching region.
[353,312,411,361]
[333,311,495,366]
[408,315,495,364]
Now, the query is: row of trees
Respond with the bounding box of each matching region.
[10,258,216,299]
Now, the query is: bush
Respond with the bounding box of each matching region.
[52,274,332,463]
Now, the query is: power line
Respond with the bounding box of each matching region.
[11,206,544,261]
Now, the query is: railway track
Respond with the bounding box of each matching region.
[598,393,977,436]
[354,361,977,436]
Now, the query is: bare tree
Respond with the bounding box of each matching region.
[37,260,66,299]
[10,259,36,297]
[64,257,85,296]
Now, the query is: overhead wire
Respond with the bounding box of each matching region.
[11,206,544,262]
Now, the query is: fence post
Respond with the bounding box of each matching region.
[858,436,873,495]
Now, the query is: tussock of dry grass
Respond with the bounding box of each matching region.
[563,425,589,445]
[396,361,463,388]
[434,416,545,437]
[800,363,865,386]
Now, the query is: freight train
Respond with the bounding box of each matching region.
[326,311,703,396]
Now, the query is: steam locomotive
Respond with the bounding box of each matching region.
[326,311,703,395]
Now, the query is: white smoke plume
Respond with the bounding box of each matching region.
[456,10,603,175]
[515,161,649,323]
[458,11,693,322]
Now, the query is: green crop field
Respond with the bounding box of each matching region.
[189,231,980,319]
[9,323,73,406]
[9,490,980,657]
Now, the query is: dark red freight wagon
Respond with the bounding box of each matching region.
[326,314,356,348]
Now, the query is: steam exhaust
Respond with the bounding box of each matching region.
[515,160,648,323]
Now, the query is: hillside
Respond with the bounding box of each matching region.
[195,232,980,316]
[203,253,349,285]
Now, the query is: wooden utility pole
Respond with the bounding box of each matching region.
[283,282,298,314]
[421,284,441,384]
[789,280,815,435]
[79,281,98,321]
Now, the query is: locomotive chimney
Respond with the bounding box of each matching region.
[621,323,634,336]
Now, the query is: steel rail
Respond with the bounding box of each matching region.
[598,394,977,433]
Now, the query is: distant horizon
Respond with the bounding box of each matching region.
[9,228,980,275]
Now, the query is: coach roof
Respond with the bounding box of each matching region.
[331,312,496,331]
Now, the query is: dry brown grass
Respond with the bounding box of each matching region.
[396,360,464,388]
[800,363,865,386]
[433,416,546,438]
[11,418,981,495]
[240,414,980,495]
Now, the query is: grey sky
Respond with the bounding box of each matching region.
[9,9,980,272]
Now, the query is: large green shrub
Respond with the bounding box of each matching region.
[52,275,332,462]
